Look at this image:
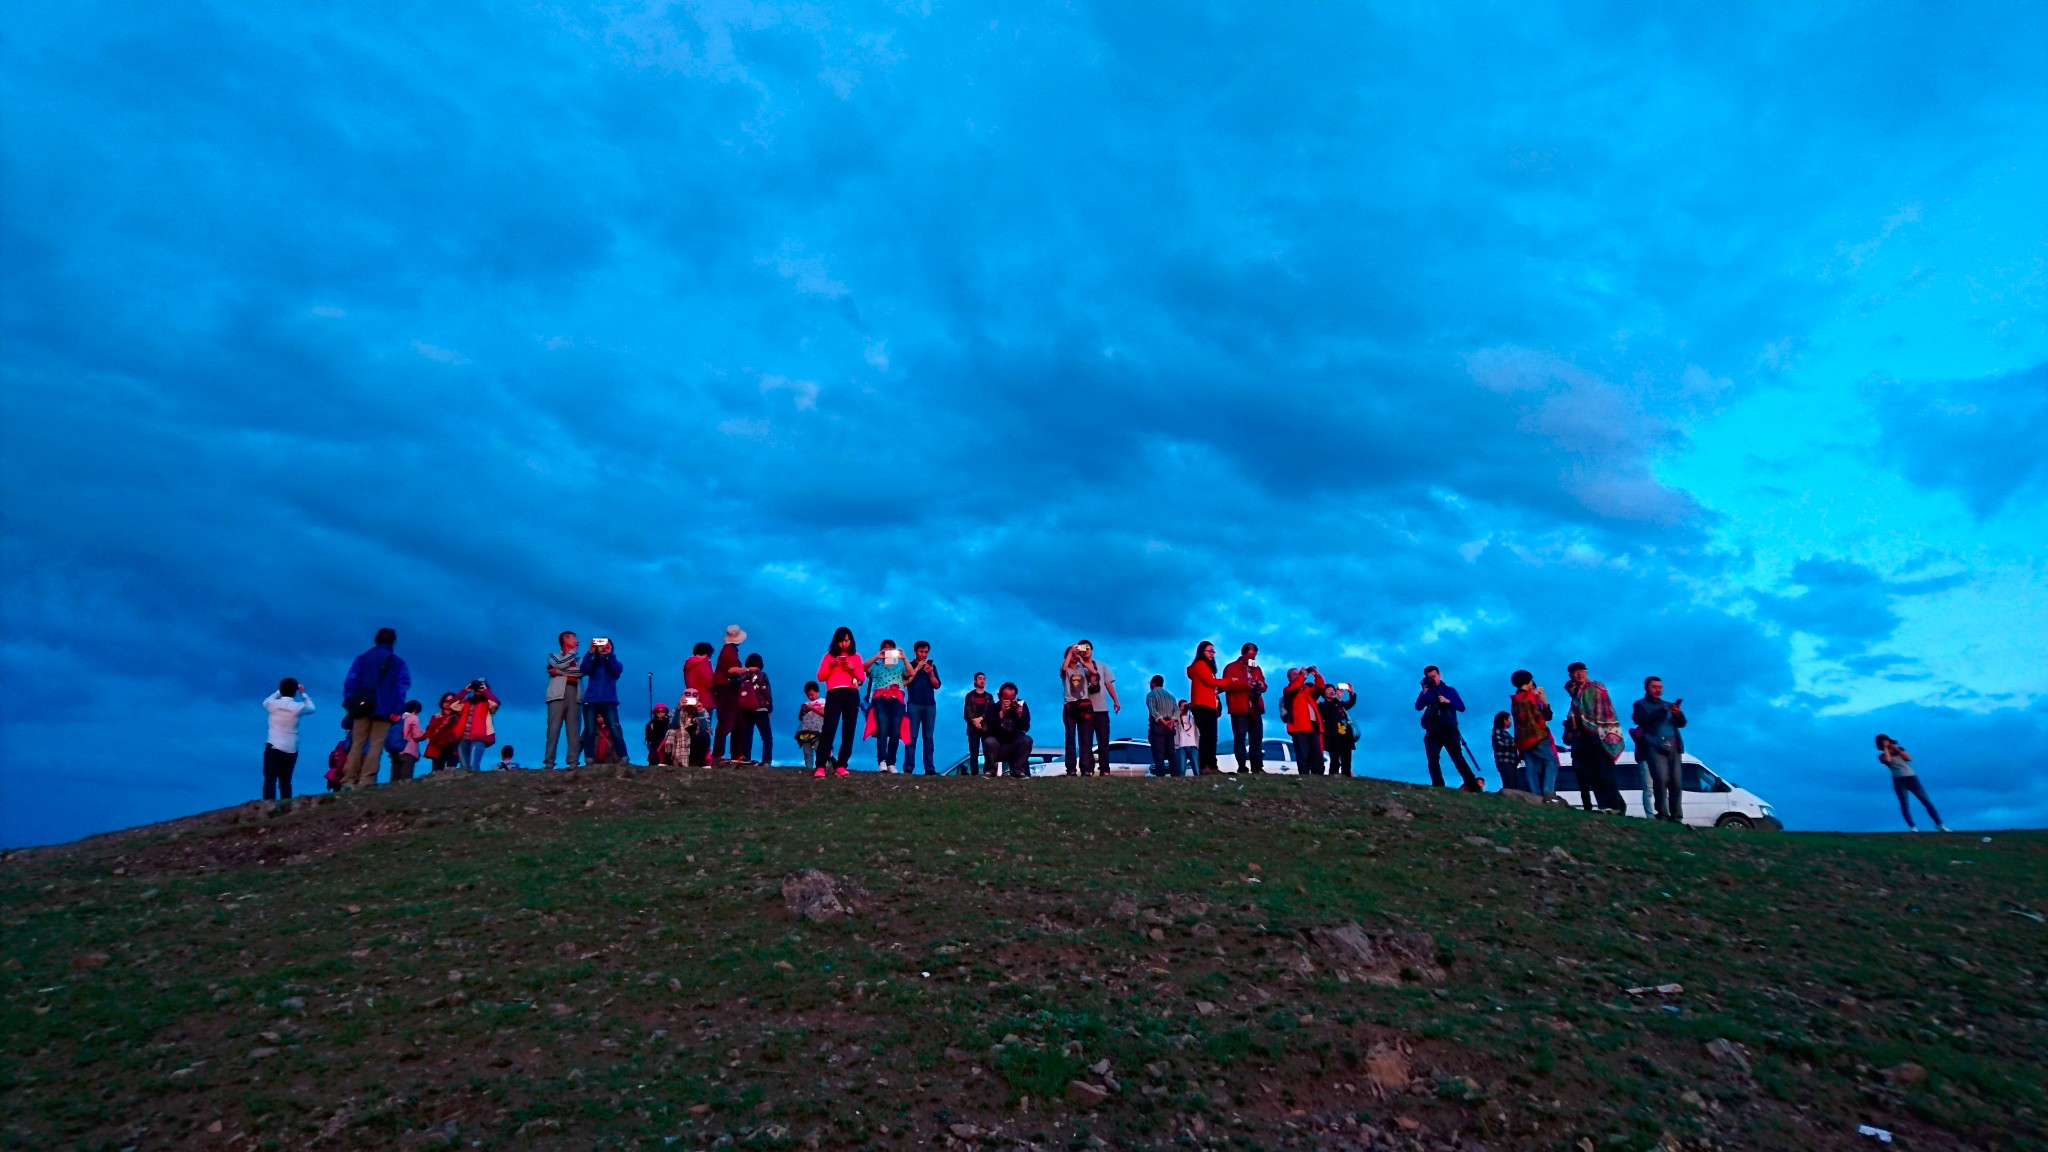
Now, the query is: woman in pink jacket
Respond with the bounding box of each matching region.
[451,679,501,771]
[813,626,865,775]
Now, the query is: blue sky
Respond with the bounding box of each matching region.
[2,2,2043,846]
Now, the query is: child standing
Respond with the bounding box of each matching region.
[498,745,522,771]
[1492,711,1526,792]
[798,681,826,775]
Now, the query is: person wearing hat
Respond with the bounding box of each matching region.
[645,702,672,765]
[712,624,747,764]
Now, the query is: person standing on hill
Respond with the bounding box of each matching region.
[1186,641,1233,774]
[423,692,462,772]
[983,682,1034,778]
[865,639,911,772]
[734,653,773,764]
[1221,643,1268,774]
[1632,677,1687,822]
[962,672,994,776]
[340,627,411,789]
[1415,666,1481,791]
[1059,643,1096,776]
[645,702,672,765]
[1318,681,1360,777]
[1564,662,1627,813]
[683,641,716,766]
[1281,666,1328,774]
[1490,711,1525,792]
[580,637,627,765]
[1145,674,1179,776]
[814,627,864,774]
[389,701,425,781]
[1174,700,1199,777]
[712,625,747,763]
[1511,670,1560,800]
[904,641,943,774]
[262,677,316,801]
[451,678,500,771]
[1072,641,1118,776]
[543,631,583,770]
[797,682,827,774]
[1877,735,1951,832]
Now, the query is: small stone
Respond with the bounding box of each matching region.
[279,997,306,1012]
[773,961,795,972]
[1705,1038,1750,1073]
[1883,1062,1927,1085]
[1067,1080,1109,1108]
[250,1047,278,1059]
[688,1104,711,1116]
[1195,1001,1217,1016]
[70,952,111,970]
[949,1123,980,1138]
[1091,1059,1111,1076]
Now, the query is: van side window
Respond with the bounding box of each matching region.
[1681,761,1710,792]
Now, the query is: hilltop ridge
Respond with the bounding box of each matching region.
[3,768,2043,1151]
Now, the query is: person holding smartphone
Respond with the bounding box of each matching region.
[813,627,865,774]
[865,639,910,772]
[451,678,501,771]
[903,641,943,774]
[1221,643,1267,774]
[1877,735,1951,832]
[579,638,627,765]
[1632,676,1688,822]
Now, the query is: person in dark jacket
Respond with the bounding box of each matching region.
[580,638,627,765]
[1318,682,1360,777]
[645,702,672,765]
[1631,677,1687,822]
[983,682,1034,778]
[1415,665,1480,790]
[733,653,774,764]
[339,627,412,790]
[962,672,994,775]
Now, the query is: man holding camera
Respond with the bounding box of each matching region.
[1221,642,1268,773]
[1632,677,1687,822]
[1060,641,1118,775]
[580,637,627,765]
[1415,665,1481,790]
[339,627,411,789]
[543,631,583,770]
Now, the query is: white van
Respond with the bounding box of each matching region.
[1553,749,1781,830]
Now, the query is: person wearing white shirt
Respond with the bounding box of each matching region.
[262,678,317,800]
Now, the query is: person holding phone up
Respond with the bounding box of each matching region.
[1632,676,1688,822]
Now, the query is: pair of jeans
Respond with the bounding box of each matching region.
[869,695,904,768]
[343,717,391,787]
[905,703,938,772]
[544,695,582,768]
[1894,775,1941,828]
[1291,731,1325,775]
[583,702,627,764]
[1176,746,1197,776]
[1641,744,1681,819]
[1230,710,1264,771]
[262,745,297,800]
[732,710,773,763]
[1148,721,1176,775]
[1424,730,1478,787]
[964,727,985,774]
[1063,702,1101,773]
[821,688,860,767]
[1521,741,1560,796]
[458,740,490,770]
[1192,705,1221,772]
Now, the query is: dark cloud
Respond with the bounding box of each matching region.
[2,2,2043,844]
[1867,363,2048,516]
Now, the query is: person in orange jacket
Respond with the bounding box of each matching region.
[1221,643,1269,773]
[1281,666,1328,774]
[1185,640,1241,774]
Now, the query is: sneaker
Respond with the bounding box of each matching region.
[813,767,826,778]
[1909,826,1921,833]
[1936,824,1952,833]
[835,766,850,777]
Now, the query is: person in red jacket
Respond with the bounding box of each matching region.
[813,626,865,774]
[1221,642,1269,774]
[712,624,747,764]
[1185,641,1239,775]
[1281,666,1328,774]
[683,641,716,766]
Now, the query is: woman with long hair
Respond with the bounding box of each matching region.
[813,626,864,775]
[865,638,910,773]
[1186,640,1230,774]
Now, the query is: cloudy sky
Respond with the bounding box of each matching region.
[2,2,2043,846]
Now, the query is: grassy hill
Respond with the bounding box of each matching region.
[3,769,2043,1151]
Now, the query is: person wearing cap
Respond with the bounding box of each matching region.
[711,625,747,764]
[645,702,672,765]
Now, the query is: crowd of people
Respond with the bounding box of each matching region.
[250,625,1949,831]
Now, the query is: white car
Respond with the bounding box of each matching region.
[1553,749,1781,830]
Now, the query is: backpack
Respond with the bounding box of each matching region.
[325,739,348,784]
[345,654,392,720]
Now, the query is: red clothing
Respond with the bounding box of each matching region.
[1221,657,1265,715]
[1282,673,1326,733]
[684,655,715,701]
[452,687,500,744]
[1512,686,1555,752]
[816,651,867,692]
[715,643,744,699]
[1186,660,1228,710]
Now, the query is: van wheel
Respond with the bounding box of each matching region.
[1715,813,1755,830]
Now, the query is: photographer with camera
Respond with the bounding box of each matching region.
[1414,666,1481,790]
[450,678,501,771]
[1877,734,1950,832]
[1221,642,1268,774]
[1281,666,1328,774]
[1060,640,1118,776]
[1319,680,1360,777]
[984,681,1034,778]
[1631,676,1687,822]
[579,637,627,765]
[1510,670,1560,800]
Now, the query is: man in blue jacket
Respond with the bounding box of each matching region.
[580,637,627,765]
[1415,665,1481,790]
[340,628,411,789]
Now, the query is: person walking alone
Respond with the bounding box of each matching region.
[340,627,411,789]
[1281,666,1328,774]
[580,637,627,765]
[962,672,994,775]
[903,641,942,774]
[1563,662,1627,813]
[1632,677,1687,822]
[1221,643,1268,774]
[814,627,864,775]
[262,677,316,801]
[1414,666,1481,790]
[543,631,583,770]
[1186,642,1232,774]
[1510,671,1561,801]
[1318,681,1360,777]
[983,682,1034,778]
[1878,735,1951,832]
[1145,674,1178,776]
